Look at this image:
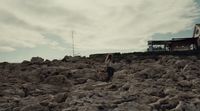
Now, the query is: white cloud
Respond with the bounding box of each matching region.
[0,0,199,54]
[46,40,66,51]
[0,46,16,52]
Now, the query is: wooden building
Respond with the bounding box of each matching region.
[148,24,200,52]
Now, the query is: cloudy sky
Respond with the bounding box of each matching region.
[0,0,200,62]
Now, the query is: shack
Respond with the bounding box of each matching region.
[148,24,200,52]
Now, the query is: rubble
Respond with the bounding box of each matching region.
[0,55,200,111]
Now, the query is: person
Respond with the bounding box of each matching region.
[104,54,115,82]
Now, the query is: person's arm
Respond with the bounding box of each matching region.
[105,55,109,63]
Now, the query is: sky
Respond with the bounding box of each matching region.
[0,0,200,62]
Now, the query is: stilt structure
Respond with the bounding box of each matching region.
[147,24,200,52]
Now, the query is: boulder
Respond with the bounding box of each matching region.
[45,75,71,86]
[30,57,44,64]
[175,60,189,69]
[62,56,71,62]
[2,54,200,111]
[54,93,68,103]
[22,60,31,65]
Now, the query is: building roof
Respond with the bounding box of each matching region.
[148,37,197,45]
[148,40,171,45]
[148,24,200,46]
[171,37,196,41]
[196,24,200,27]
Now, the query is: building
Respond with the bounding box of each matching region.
[148,24,200,52]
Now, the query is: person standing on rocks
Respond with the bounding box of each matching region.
[105,54,115,82]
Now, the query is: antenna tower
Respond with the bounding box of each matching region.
[72,31,75,57]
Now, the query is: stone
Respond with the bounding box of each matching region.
[1,54,200,111]
[20,104,48,111]
[0,103,14,111]
[22,60,31,65]
[62,56,71,62]
[54,93,68,103]
[30,57,44,64]
[178,80,192,87]
[74,78,87,85]
[164,88,178,96]
[45,75,70,85]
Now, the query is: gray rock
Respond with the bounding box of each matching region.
[1,55,200,111]
[20,104,48,111]
[45,75,70,85]
[30,57,44,64]
[54,93,68,103]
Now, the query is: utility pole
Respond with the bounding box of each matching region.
[72,31,75,57]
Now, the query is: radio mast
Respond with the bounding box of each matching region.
[72,31,75,57]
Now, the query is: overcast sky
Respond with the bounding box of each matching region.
[0,0,200,62]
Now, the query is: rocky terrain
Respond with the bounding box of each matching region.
[1,54,200,111]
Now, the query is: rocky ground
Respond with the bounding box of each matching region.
[1,55,200,111]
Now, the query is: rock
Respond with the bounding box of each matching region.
[0,103,14,111]
[54,93,68,103]
[149,96,178,110]
[114,102,151,111]
[19,96,39,106]
[175,60,188,68]
[178,80,192,87]
[1,54,200,111]
[133,69,149,79]
[39,100,49,106]
[143,87,165,97]
[51,59,63,65]
[62,56,71,62]
[113,70,130,80]
[16,88,25,97]
[0,87,24,97]
[30,57,44,64]
[106,84,119,91]
[22,60,31,65]
[83,84,96,90]
[62,108,78,111]
[164,88,179,96]
[19,70,41,82]
[20,104,48,111]
[2,88,15,96]
[13,107,21,111]
[45,75,70,85]
[44,59,51,64]
[62,56,82,63]
[172,101,200,111]
[74,78,87,85]
[120,83,130,91]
